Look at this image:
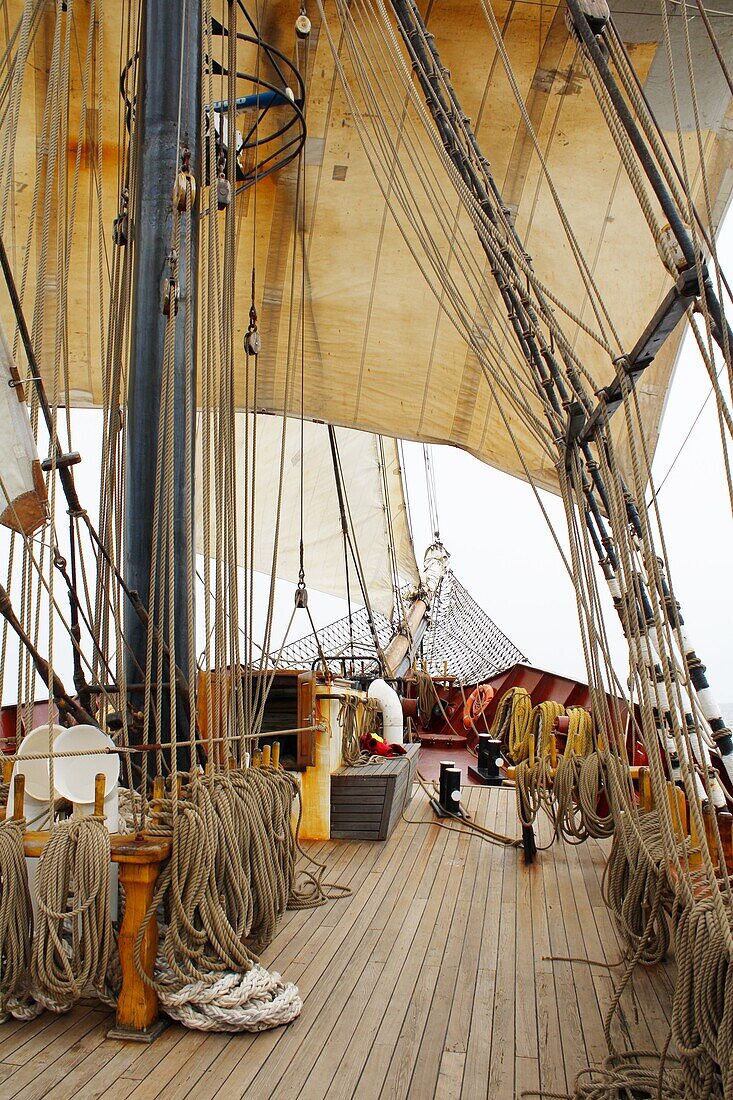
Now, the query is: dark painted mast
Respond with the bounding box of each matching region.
[125,0,201,761]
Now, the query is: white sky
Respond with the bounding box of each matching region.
[2,220,732,709]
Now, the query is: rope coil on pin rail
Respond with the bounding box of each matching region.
[30,813,114,1012]
[130,767,349,1032]
[0,816,35,1022]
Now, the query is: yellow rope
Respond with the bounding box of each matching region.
[490,687,533,763]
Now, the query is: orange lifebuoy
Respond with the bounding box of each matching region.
[463,683,495,730]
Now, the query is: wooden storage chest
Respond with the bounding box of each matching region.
[330,743,420,840]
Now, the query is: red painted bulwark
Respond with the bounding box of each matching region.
[410,663,626,752]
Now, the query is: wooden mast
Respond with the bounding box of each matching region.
[125,0,201,764]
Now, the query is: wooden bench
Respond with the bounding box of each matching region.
[330,743,420,840]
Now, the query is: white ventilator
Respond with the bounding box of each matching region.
[367,679,404,745]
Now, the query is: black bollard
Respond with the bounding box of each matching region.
[444,767,462,814]
[469,735,504,786]
[439,760,455,809]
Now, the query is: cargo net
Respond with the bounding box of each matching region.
[274,570,526,682]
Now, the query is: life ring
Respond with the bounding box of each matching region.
[463,684,495,730]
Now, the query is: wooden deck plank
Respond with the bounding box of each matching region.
[1,787,677,1100]
[0,1010,108,1100]
[464,788,512,1100]
[184,806,424,1100]
[320,817,459,1098]
[529,824,568,1098]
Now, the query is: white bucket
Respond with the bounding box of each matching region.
[14,724,64,800]
[53,725,120,804]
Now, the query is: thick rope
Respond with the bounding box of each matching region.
[0,817,34,1022]
[30,814,112,1011]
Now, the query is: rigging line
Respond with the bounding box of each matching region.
[327,425,356,652]
[330,430,390,670]
[174,0,189,171]
[323,1,559,454]
[377,436,407,628]
[398,439,415,545]
[422,443,440,540]
[693,0,733,94]
[648,353,729,503]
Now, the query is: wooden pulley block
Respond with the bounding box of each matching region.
[173,170,196,212]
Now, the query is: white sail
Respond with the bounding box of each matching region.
[0,319,46,535]
[0,1,731,497]
[195,414,419,617]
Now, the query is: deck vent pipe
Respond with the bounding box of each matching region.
[367,678,404,745]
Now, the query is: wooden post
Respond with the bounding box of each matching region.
[717,812,733,872]
[109,860,165,1040]
[94,773,106,817]
[105,837,172,1042]
[12,772,25,820]
[688,808,703,871]
[702,808,719,871]
[637,767,653,812]
[667,782,688,840]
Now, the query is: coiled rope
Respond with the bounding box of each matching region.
[602,810,671,968]
[338,695,376,766]
[136,767,347,1031]
[0,817,34,1022]
[31,814,113,1011]
[491,687,533,762]
[531,700,566,758]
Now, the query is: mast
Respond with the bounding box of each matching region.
[125,0,201,758]
[384,543,449,678]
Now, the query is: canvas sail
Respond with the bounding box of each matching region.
[195,414,419,617]
[0,319,46,535]
[1,1,732,497]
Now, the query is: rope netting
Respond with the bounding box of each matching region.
[275,569,526,681]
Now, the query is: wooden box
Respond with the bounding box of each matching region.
[330,743,420,840]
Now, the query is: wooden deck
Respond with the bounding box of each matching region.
[0,785,676,1100]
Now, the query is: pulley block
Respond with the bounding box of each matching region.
[173,170,197,212]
